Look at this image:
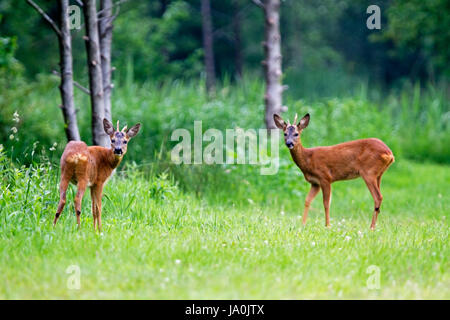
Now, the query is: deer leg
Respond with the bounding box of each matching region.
[90,187,98,230]
[54,178,70,226]
[321,182,332,227]
[363,176,383,230]
[74,180,87,229]
[302,184,320,226]
[93,184,104,232]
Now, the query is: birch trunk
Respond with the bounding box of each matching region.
[83,0,108,147]
[99,0,113,123]
[262,0,285,129]
[59,0,80,141]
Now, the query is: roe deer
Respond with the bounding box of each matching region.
[54,119,141,231]
[274,113,394,229]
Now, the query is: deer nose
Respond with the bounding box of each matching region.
[286,141,294,149]
[114,148,123,155]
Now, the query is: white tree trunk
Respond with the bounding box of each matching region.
[261,0,286,129]
[83,0,108,147]
[99,0,113,123]
[59,0,81,141]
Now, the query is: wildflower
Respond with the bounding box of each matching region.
[11,127,17,133]
[311,241,316,246]
[344,236,351,241]
[9,134,14,140]
[175,259,181,265]
[49,142,58,151]
[13,111,20,123]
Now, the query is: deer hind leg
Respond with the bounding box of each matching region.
[74,180,88,229]
[54,176,70,226]
[302,184,320,226]
[321,182,332,227]
[362,175,383,230]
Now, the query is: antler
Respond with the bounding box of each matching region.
[121,125,128,133]
[116,120,120,131]
[293,113,298,125]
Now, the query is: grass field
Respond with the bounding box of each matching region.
[0,149,448,299]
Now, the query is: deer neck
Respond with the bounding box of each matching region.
[105,148,123,170]
[289,140,310,172]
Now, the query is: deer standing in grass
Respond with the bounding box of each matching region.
[54,119,141,231]
[274,113,394,229]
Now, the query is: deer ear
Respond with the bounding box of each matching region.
[298,113,310,130]
[273,114,287,130]
[126,123,141,138]
[103,119,115,136]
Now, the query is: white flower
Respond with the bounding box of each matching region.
[9,134,14,140]
[13,111,20,123]
[175,259,181,265]
[11,127,17,133]
[311,241,316,246]
[344,236,351,241]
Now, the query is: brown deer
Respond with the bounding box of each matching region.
[53,119,141,231]
[274,113,394,229]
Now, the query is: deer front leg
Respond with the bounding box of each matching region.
[302,184,320,226]
[321,182,332,227]
[92,184,104,232]
[74,180,87,229]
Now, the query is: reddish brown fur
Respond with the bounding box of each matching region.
[274,113,394,229]
[54,119,141,231]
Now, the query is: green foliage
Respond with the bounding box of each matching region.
[113,0,203,82]
[382,0,450,77]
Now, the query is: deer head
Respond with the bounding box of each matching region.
[273,113,310,149]
[103,119,141,156]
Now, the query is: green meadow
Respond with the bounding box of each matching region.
[0,79,448,298]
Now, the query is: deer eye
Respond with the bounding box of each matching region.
[294,133,299,137]
[111,139,116,143]
[284,133,287,136]
[123,140,127,144]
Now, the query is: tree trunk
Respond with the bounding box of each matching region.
[262,0,285,129]
[201,0,216,94]
[83,0,108,147]
[99,0,113,123]
[58,0,81,141]
[232,0,243,78]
